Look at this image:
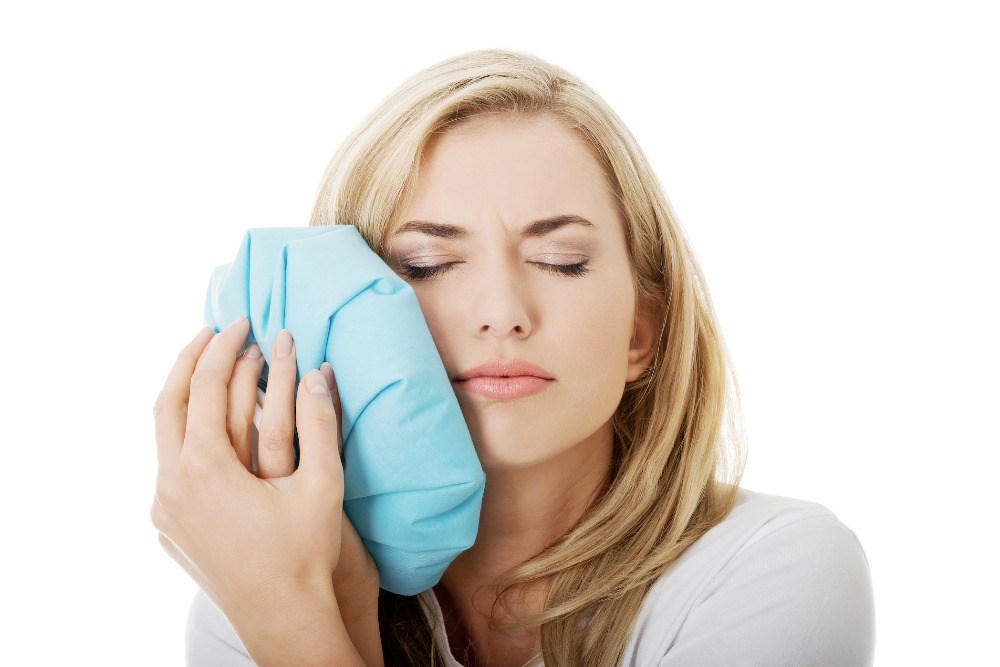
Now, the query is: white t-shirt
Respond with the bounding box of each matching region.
[186,489,875,666]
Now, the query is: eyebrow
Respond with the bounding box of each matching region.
[392,220,468,238]
[393,214,595,239]
[521,214,595,238]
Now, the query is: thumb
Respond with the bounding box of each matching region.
[294,369,342,480]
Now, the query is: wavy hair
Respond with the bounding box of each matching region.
[310,49,745,667]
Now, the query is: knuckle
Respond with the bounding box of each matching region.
[178,447,225,486]
[226,405,250,435]
[301,408,336,433]
[259,423,294,449]
[177,343,197,364]
[305,464,344,498]
[191,363,226,392]
[154,477,185,514]
[188,368,217,392]
[152,393,170,422]
[226,420,248,445]
[304,478,342,509]
[178,450,212,478]
[149,499,169,531]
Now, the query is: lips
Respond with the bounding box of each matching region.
[454,359,554,399]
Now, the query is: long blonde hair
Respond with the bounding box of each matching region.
[311,49,745,667]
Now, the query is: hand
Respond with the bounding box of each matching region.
[150,319,381,666]
[249,324,381,643]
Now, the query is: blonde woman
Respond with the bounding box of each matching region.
[153,50,875,666]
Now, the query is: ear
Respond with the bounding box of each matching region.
[626,296,661,383]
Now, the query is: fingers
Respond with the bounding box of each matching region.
[320,362,344,456]
[228,343,264,472]
[295,369,342,481]
[184,317,251,458]
[257,329,297,478]
[154,327,215,469]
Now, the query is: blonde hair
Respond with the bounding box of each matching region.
[311,49,745,667]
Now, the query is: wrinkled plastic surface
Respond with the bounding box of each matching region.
[204,226,484,595]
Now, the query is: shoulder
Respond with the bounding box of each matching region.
[185,589,255,667]
[624,489,875,667]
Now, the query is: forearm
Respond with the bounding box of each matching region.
[227,582,378,667]
[338,589,384,667]
[332,513,384,667]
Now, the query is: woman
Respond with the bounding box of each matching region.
[153,50,875,666]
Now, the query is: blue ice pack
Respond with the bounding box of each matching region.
[204,226,484,595]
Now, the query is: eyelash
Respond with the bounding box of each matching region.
[532,261,591,278]
[400,263,459,281]
[399,260,590,281]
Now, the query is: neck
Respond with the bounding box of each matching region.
[434,419,613,666]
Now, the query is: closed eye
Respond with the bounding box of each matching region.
[399,259,590,281]
[398,261,464,281]
[529,260,590,277]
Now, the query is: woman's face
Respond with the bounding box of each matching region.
[388,114,653,470]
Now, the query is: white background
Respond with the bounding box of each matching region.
[1,1,997,664]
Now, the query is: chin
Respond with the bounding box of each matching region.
[463,412,582,471]
[455,389,611,471]
[473,440,562,471]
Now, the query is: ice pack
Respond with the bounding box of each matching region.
[204,226,484,595]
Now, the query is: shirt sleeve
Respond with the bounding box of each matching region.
[185,589,256,667]
[658,514,876,667]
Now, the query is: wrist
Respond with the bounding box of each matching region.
[337,571,380,619]
[226,579,366,667]
[333,570,383,667]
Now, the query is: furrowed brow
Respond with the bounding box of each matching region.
[393,221,469,239]
[520,215,595,238]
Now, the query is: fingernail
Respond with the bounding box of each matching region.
[227,316,248,329]
[320,362,335,389]
[244,343,262,360]
[275,330,293,358]
[305,370,330,396]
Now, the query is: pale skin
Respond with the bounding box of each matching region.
[152,114,657,667]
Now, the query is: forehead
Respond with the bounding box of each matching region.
[400,114,617,234]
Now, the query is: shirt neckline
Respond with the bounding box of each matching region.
[417,589,544,667]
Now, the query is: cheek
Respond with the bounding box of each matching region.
[554,277,635,407]
[406,283,464,368]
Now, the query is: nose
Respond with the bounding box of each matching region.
[468,263,532,341]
